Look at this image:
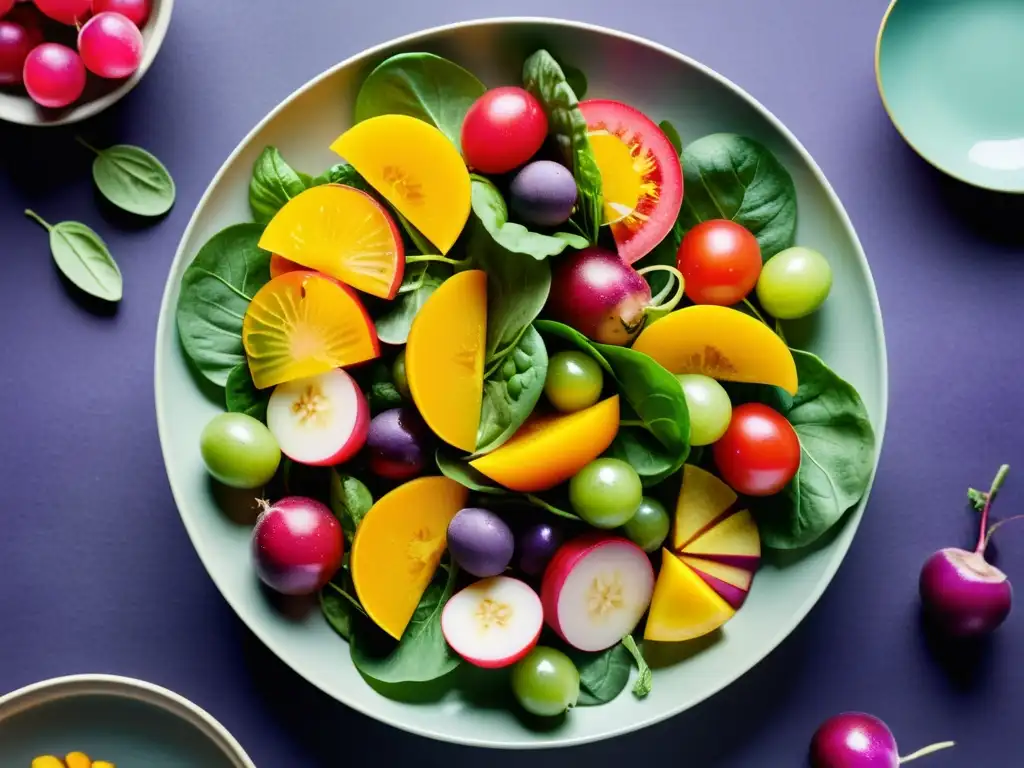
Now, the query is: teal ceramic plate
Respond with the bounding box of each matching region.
[155,18,888,748]
[0,675,255,767]
[876,0,1024,192]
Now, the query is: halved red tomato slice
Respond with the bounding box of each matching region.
[579,99,683,264]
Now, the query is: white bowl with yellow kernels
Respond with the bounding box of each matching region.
[0,674,254,768]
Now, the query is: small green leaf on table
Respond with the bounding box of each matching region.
[77,137,176,217]
[25,210,122,302]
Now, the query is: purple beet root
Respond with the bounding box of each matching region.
[447,507,514,578]
[366,407,430,481]
[810,712,953,767]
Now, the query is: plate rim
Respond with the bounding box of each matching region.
[154,15,889,749]
[0,673,256,767]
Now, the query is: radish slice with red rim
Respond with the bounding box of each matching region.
[542,534,655,652]
[266,368,369,466]
[441,576,543,668]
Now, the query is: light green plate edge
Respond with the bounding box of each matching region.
[154,17,888,749]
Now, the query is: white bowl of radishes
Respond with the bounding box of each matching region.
[0,0,172,126]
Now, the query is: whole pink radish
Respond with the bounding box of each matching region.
[920,464,1019,637]
[251,496,344,596]
[810,712,953,767]
[91,0,150,27]
[23,43,86,108]
[545,246,683,345]
[33,0,91,25]
[0,19,40,85]
[78,11,143,79]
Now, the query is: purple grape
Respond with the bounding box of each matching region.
[509,160,578,227]
[517,522,562,576]
[366,407,429,480]
[447,508,514,578]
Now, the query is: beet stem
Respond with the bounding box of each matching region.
[985,514,1024,550]
[898,741,955,764]
[976,464,1010,555]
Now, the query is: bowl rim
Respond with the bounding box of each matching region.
[0,673,256,766]
[154,16,889,749]
[874,0,1024,195]
[0,0,175,127]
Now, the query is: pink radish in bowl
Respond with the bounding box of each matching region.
[810,712,953,767]
[441,576,543,668]
[545,247,683,345]
[541,533,655,652]
[266,368,369,467]
[252,496,344,596]
[920,464,1020,637]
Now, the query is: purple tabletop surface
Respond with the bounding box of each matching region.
[2,0,1023,765]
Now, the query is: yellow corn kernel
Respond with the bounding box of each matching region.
[64,753,90,768]
[31,757,65,768]
[93,763,116,768]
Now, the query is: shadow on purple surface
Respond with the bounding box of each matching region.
[917,607,999,696]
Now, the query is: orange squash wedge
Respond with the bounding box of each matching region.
[330,115,471,255]
[258,184,405,299]
[632,305,798,394]
[406,270,486,453]
[242,271,379,389]
[351,476,468,640]
[469,396,620,492]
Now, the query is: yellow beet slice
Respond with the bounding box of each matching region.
[351,476,468,640]
[258,184,405,299]
[470,396,620,492]
[242,271,379,389]
[330,115,471,255]
[672,464,739,551]
[681,509,761,562]
[632,305,798,394]
[406,270,486,452]
[644,551,735,642]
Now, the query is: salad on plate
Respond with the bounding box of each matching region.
[175,48,876,718]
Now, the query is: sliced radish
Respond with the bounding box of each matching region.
[680,508,761,568]
[679,556,752,609]
[266,368,369,466]
[541,533,655,652]
[672,464,739,551]
[441,576,543,668]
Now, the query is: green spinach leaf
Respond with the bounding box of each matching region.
[350,561,461,684]
[523,49,603,243]
[567,642,632,705]
[330,471,374,541]
[476,325,548,454]
[311,162,373,191]
[375,265,446,345]
[435,447,509,494]
[470,175,586,260]
[750,351,876,549]
[175,223,271,387]
[25,211,122,302]
[249,147,306,225]
[361,359,404,413]
[659,120,683,156]
[678,133,797,260]
[320,566,364,642]
[354,52,485,149]
[621,635,652,697]
[78,139,175,217]
[225,363,269,422]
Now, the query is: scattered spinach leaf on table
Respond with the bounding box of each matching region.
[350,560,462,684]
[523,49,603,243]
[225,363,269,422]
[743,350,876,549]
[248,146,306,225]
[175,223,271,387]
[469,174,587,262]
[330,470,374,542]
[77,138,176,217]
[25,210,122,302]
[354,52,486,149]
[677,133,797,260]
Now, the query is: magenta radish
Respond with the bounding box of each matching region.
[920,464,1019,637]
[810,712,954,767]
[251,496,344,596]
[441,576,543,668]
[78,11,144,80]
[678,554,755,609]
[446,507,514,578]
[266,368,369,467]
[545,247,683,345]
[541,533,655,651]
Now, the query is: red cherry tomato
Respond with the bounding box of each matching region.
[677,219,762,305]
[712,403,800,496]
[461,87,548,174]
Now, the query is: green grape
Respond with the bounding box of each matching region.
[200,412,281,489]
[511,646,580,717]
[392,350,411,400]
[677,374,732,447]
[622,497,671,552]
[544,350,603,413]
[755,246,833,320]
[569,458,643,528]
